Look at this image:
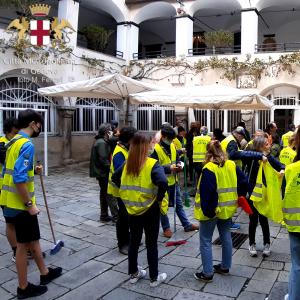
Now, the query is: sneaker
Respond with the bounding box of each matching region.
[249,244,257,257]
[17,282,48,299]
[230,223,241,230]
[130,266,146,284]
[263,243,271,257]
[163,228,173,238]
[193,272,213,282]
[184,223,199,232]
[150,273,167,287]
[213,264,229,275]
[11,254,16,263]
[40,267,63,285]
[119,245,129,256]
[284,294,289,300]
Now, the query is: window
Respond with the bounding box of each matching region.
[72,98,119,133]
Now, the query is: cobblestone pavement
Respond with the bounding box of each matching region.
[0,165,289,300]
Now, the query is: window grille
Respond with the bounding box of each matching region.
[72,98,119,133]
[257,110,271,131]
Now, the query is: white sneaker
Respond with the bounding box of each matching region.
[150,273,167,287]
[11,255,16,263]
[284,294,289,300]
[130,266,146,284]
[249,244,257,257]
[263,243,271,257]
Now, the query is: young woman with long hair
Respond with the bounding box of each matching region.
[112,133,168,287]
[194,140,248,282]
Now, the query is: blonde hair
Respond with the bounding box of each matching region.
[204,140,227,167]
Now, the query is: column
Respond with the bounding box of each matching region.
[117,22,139,61]
[294,109,300,126]
[241,9,258,54]
[176,15,193,57]
[58,0,79,48]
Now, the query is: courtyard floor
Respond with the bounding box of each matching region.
[0,164,290,300]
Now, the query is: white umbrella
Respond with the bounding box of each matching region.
[130,83,273,110]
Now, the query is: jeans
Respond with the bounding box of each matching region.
[128,202,160,280]
[248,201,270,245]
[288,232,300,300]
[161,184,191,231]
[116,197,130,248]
[200,218,232,276]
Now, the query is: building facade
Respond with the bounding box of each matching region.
[0,0,299,167]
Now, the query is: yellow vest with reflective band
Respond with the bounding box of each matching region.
[279,147,296,166]
[160,193,169,215]
[194,160,238,221]
[173,137,186,158]
[154,143,176,186]
[221,135,242,168]
[107,144,128,197]
[282,131,294,148]
[250,161,283,224]
[193,135,211,163]
[120,157,158,216]
[0,136,9,190]
[0,135,36,210]
[283,161,300,232]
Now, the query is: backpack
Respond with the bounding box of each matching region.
[0,136,24,165]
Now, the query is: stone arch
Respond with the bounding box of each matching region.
[260,83,300,96]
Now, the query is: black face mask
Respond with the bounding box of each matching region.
[32,127,41,138]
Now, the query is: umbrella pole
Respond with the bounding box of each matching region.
[124,97,130,126]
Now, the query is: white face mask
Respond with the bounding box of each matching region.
[107,131,113,138]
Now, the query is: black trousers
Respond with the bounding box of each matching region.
[116,197,130,248]
[188,156,194,182]
[128,202,160,280]
[248,201,270,246]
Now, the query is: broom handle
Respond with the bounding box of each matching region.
[39,174,57,244]
[174,172,177,233]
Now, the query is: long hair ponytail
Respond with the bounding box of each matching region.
[204,140,227,167]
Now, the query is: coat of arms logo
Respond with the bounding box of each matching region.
[7,4,75,48]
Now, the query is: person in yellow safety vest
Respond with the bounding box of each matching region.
[107,126,137,256]
[194,140,248,282]
[282,125,300,300]
[0,118,19,263]
[280,135,296,166]
[150,125,199,238]
[0,109,62,299]
[112,133,168,287]
[282,124,296,148]
[173,126,187,160]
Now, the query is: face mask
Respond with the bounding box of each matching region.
[162,138,171,145]
[32,125,41,138]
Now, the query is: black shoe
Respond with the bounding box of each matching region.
[119,245,129,255]
[17,282,48,299]
[193,272,213,282]
[100,216,112,222]
[40,267,63,285]
[213,264,229,275]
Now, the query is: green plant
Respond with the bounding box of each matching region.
[81,25,114,52]
[204,30,234,48]
[0,0,38,15]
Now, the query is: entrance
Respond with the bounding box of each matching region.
[274,109,294,136]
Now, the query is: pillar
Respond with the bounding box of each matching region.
[117,22,139,61]
[241,9,258,54]
[176,15,193,57]
[58,0,79,48]
[294,109,300,126]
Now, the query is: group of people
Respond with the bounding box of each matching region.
[90,119,300,299]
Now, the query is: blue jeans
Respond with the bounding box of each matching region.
[200,218,232,276]
[161,184,191,231]
[288,232,300,300]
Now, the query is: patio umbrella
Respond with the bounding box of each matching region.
[129,83,273,110]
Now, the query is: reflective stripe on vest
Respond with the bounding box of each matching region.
[193,135,211,163]
[220,135,242,168]
[154,143,176,186]
[194,160,238,221]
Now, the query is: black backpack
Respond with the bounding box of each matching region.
[0,136,24,165]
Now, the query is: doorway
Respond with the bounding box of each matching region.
[274,109,294,136]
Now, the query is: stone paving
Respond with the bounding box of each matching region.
[0,165,290,300]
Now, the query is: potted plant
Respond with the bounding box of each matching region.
[81,24,114,52]
[204,30,234,54]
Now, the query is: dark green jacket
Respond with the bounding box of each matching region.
[89,137,111,179]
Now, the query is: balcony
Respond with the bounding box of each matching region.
[255,43,300,53]
[188,45,241,56]
[133,49,175,60]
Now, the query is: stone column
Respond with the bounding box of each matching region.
[117,22,139,61]
[241,8,258,54]
[176,15,193,57]
[294,109,300,126]
[241,110,255,134]
[58,0,80,48]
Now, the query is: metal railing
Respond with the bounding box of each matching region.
[255,42,300,53]
[133,49,175,60]
[188,45,241,56]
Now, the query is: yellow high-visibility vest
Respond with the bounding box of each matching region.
[154,143,176,186]
[0,136,9,190]
[160,193,169,215]
[282,131,294,148]
[194,160,238,221]
[107,144,128,198]
[250,161,283,224]
[173,137,186,158]
[279,147,296,166]
[0,135,36,210]
[283,161,300,232]
[221,135,242,168]
[193,135,211,163]
[119,157,158,216]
